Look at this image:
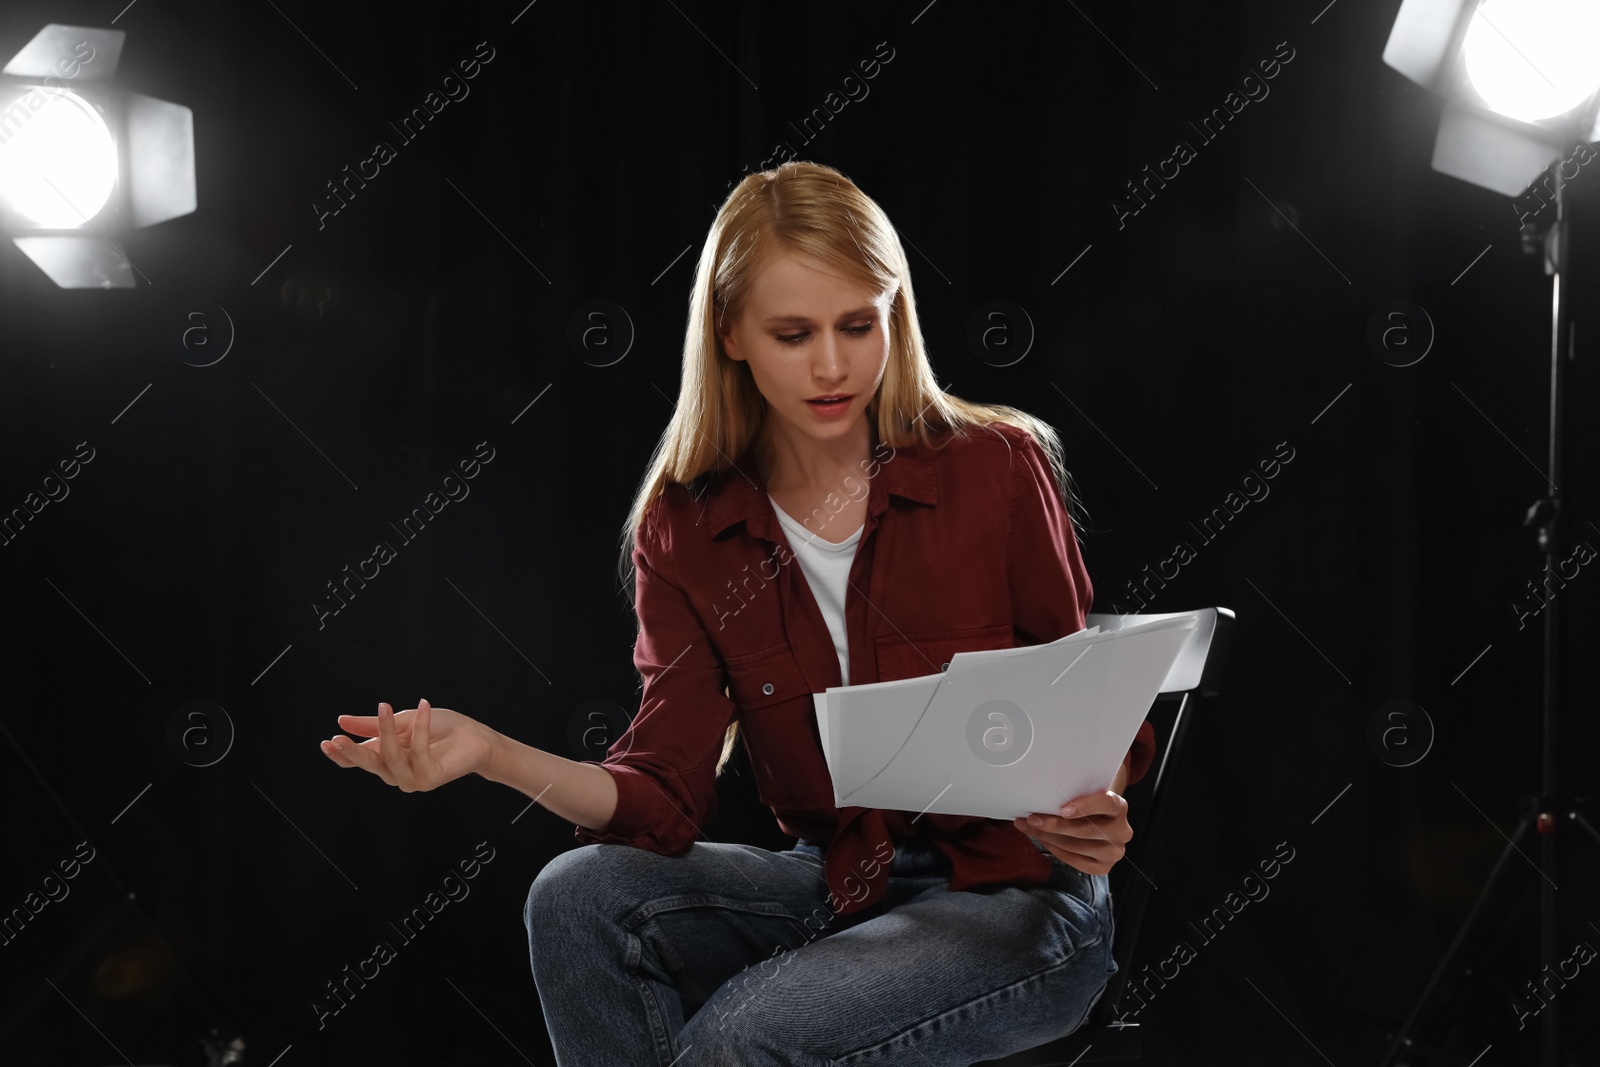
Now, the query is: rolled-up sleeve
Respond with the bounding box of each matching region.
[1006,427,1157,788]
[573,509,735,852]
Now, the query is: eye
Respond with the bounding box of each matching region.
[775,323,875,345]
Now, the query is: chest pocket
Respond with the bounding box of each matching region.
[725,642,835,809]
[873,621,1015,683]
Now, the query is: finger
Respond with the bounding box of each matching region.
[321,735,398,787]
[1043,836,1111,864]
[336,714,381,737]
[416,698,432,757]
[1017,812,1131,844]
[1058,790,1124,818]
[319,738,354,766]
[1018,812,1102,837]
[322,735,376,771]
[1040,834,1121,873]
[1043,815,1125,841]
[376,702,413,791]
[1034,822,1130,858]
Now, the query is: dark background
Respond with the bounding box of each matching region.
[2,1,1598,1064]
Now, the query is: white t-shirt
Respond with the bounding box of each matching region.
[768,495,862,684]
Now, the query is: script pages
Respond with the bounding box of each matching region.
[811,613,1202,820]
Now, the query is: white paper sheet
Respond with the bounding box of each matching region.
[812,614,1203,820]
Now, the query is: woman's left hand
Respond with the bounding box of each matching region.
[1013,789,1132,876]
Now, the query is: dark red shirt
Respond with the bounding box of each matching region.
[576,419,1156,914]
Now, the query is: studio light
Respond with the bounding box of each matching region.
[1383,0,1600,194]
[0,23,196,289]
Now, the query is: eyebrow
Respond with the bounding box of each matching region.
[761,306,877,325]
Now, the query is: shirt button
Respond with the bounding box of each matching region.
[940,662,950,672]
[762,682,775,695]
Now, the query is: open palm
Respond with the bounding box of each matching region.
[320,699,494,792]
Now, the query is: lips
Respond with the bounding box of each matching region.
[807,394,853,403]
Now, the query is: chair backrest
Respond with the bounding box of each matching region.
[1082,607,1234,1026]
[1085,607,1234,698]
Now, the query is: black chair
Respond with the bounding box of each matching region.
[977,606,1235,1066]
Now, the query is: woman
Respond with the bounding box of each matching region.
[320,160,1156,1066]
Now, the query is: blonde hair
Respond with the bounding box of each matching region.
[616,160,1088,777]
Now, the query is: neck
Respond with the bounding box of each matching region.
[756,416,878,493]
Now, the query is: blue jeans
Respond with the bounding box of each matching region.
[524,834,1117,1066]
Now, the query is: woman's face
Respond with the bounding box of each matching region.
[719,248,891,451]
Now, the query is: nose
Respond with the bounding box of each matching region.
[812,333,848,386]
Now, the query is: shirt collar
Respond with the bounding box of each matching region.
[700,430,940,542]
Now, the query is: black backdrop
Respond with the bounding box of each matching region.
[2,2,1598,1065]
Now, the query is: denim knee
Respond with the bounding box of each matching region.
[521,844,608,934]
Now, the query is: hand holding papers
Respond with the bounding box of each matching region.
[813,612,1209,820]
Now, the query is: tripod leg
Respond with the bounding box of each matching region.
[1567,809,1600,849]
[1378,813,1536,1067]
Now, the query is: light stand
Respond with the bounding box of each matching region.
[1377,162,1600,1067]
